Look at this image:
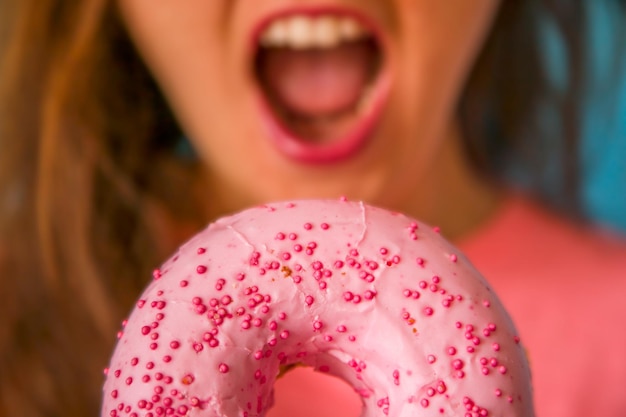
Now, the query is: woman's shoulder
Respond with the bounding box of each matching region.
[460,192,626,417]
[459,190,626,282]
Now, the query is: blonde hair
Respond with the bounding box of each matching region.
[0,1,201,415]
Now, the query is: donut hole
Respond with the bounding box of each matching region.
[267,366,363,417]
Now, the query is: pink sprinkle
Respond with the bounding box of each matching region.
[305,295,314,306]
[218,363,229,373]
[196,265,207,274]
[364,290,376,300]
[449,254,458,262]
[321,223,330,230]
[437,381,447,394]
[303,222,313,230]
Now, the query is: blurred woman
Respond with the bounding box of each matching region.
[1,1,625,416]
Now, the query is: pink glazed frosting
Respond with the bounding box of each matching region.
[101,199,534,417]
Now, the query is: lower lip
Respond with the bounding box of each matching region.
[255,74,391,164]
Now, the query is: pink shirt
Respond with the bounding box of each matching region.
[458,193,626,417]
[268,194,626,417]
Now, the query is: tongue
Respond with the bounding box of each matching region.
[258,40,376,118]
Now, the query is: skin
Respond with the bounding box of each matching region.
[117,0,501,239]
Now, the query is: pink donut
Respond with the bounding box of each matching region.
[101,199,534,417]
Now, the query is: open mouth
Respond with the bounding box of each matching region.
[252,12,389,163]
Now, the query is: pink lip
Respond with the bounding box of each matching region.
[250,7,391,164]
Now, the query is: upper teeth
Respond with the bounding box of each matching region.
[259,15,370,49]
